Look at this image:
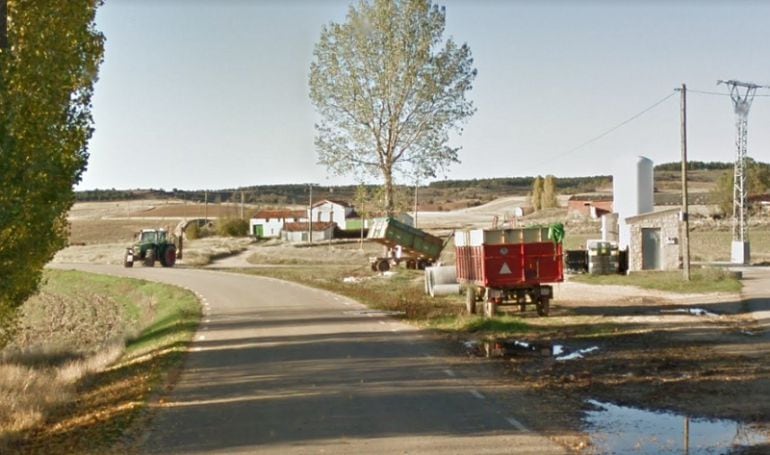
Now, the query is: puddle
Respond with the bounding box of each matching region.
[463,339,597,360]
[585,399,769,454]
[661,308,719,317]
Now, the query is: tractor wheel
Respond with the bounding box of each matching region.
[144,249,156,267]
[161,245,177,267]
[537,297,550,317]
[465,287,477,315]
[405,260,417,270]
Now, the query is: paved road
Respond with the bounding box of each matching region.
[56,264,565,454]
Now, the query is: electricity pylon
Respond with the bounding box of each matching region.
[718,79,768,264]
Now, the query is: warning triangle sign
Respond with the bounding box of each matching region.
[499,262,512,275]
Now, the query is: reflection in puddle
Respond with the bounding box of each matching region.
[585,399,769,454]
[464,339,598,361]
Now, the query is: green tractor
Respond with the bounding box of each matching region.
[124,229,177,268]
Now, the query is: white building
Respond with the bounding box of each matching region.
[281,221,336,242]
[310,200,355,230]
[249,210,307,238]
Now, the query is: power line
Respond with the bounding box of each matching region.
[687,88,770,97]
[521,91,677,174]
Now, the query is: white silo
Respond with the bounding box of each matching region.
[613,156,654,250]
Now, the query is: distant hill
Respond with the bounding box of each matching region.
[76,160,762,211]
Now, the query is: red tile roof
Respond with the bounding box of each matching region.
[252,210,306,220]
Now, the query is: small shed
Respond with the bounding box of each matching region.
[625,208,682,272]
[567,194,613,218]
[281,221,336,243]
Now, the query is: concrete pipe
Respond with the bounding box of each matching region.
[426,265,458,296]
[430,284,461,297]
[430,266,457,285]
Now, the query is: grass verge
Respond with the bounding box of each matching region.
[232,264,537,337]
[1,270,200,454]
[569,268,742,293]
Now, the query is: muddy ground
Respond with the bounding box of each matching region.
[453,271,770,452]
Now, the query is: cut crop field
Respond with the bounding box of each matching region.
[1,269,200,453]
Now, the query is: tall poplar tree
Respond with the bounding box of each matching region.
[0,0,104,345]
[531,176,544,211]
[309,0,476,215]
[542,175,558,209]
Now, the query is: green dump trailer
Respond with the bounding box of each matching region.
[366,217,448,272]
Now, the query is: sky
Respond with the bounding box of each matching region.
[80,0,770,191]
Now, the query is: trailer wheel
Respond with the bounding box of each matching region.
[406,260,417,270]
[465,287,477,315]
[375,259,390,272]
[537,297,550,317]
[484,300,497,318]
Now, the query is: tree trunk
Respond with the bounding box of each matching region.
[384,169,395,217]
[0,0,7,51]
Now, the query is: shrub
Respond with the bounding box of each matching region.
[185,223,201,240]
[217,218,249,237]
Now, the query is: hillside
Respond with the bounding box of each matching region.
[75,160,758,211]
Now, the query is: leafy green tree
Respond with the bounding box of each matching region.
[0,0,104,346]
[353,184,374,220]
[309,0,476,215]
[711,159,770,216]
[530,176,544,211]
[542,175,558,209]
[217,218,249,237]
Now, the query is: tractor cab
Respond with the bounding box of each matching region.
[139,229,167,243]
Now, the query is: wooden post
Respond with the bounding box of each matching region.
[680,84,691,281]
[414,181,418,228]
[308,184,313,243]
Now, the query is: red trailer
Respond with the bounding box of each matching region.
[455,226,564,317]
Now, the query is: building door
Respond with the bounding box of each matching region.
[641,228,661,270]
[252,224,263,238]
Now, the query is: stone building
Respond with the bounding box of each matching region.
[625,208,682,272]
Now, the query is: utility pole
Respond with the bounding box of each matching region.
[678,84,691,281]
[240,191,245,219]
[413,180,419,228]
[717,79,769,264]
[308,184,314,243]
[204,190,208,220]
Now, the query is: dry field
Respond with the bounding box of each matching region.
[0,270,200,452]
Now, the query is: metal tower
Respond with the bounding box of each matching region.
[717,79,767,264]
